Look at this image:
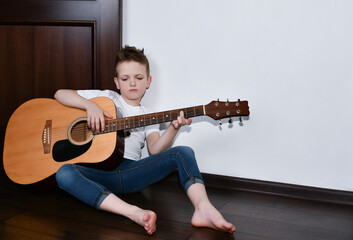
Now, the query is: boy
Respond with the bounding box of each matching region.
[54,46,235,235]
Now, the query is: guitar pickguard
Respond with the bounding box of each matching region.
[52,139,92,162]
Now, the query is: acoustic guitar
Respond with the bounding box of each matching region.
[3,97,250,185]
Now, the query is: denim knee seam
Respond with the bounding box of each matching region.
[174,151,191,177]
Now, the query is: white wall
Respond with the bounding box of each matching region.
[123,0,353,192]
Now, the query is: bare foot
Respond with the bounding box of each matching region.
[130,208,157,235]
[98,194,157,235]
[191,203,235,234]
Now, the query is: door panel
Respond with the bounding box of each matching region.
[0,0,122,178]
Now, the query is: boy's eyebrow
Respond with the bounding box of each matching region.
[119,73,145,76]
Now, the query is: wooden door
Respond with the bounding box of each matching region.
[0,0,122,183]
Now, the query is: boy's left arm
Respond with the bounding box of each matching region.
[146,111,192,155]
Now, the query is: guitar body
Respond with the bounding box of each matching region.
[3,97,119,185]
[3,96,250,186]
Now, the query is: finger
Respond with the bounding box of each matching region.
[88,116,94,130]
[104,111,113,119]
[87,118,91,129]
[177,116,182,124]
[179,110,184,118]
[100,116,106,131]
[95,117,101,132]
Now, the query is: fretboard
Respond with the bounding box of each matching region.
[96,105,205,134]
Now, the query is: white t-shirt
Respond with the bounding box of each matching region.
[77,89,160,160]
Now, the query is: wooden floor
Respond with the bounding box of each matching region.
[0,173,352,240]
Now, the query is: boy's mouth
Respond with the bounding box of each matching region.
[129,89,138,92]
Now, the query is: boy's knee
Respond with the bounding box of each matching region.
[55,164,75,188]
[173,146,195,157]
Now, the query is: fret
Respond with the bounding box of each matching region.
[171,110,178,120]
[165,111,171,121]
[158,112,163,123]
[152,113,155,124]
[112,121,116,131]
[165,112,169,121]
[131,117,134,128]
[140,115,145,127]
[134,116,137,128]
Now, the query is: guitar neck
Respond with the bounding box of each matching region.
[97,105,205,134]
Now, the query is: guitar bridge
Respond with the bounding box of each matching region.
[42,120,52,154]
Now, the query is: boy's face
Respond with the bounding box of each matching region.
[114,61,151,106]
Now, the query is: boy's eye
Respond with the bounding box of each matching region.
[121,78,128,81]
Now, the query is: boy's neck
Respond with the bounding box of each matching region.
[121,95,141,106]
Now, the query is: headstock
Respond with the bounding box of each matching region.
[205,99,250,120]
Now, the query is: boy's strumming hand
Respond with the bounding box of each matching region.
[86,102,113,132]
[171,111,192,130]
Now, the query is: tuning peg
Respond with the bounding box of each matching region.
[228,118,233,124]
[218,120,222,125]
[226,99,230,106]
[239,117,243,126]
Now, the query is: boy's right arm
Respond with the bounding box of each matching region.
[54,89,112,132]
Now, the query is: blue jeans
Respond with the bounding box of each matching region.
[56,146,204,209]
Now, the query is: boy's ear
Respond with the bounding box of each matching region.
[146,76,152,89]
[114,77,120,89]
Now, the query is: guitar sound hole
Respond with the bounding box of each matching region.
[70,120,92,143]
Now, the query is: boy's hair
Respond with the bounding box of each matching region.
[114,45,150,78]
